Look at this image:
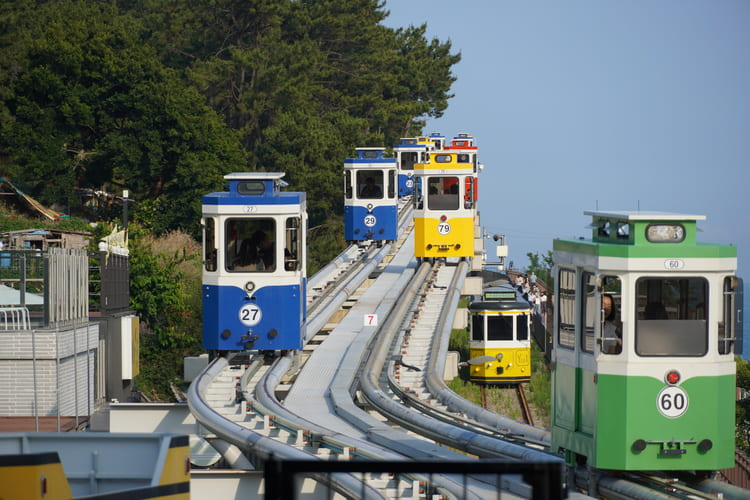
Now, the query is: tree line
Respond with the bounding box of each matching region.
[0,0,460,399]
[0,0,460,264]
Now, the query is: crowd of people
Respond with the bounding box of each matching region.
[514,272,548,324]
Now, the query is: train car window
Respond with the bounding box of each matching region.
[487,315,513,341]
[557,268,576,349]
[434,154,452,163]
[400,152,417,171]
[600,276,622,354]
[645,223,685,243]
[285,217,301,272]
[427,177,459,210]
[203,217,217,272]
[719,276,743,355]
[464,177,474,209]
[413,178,423,209]
[635,277,707,356]
[388,169,396,198]
[237,180,265,195]
[361,149,379,159]
[517,313,529,341]
[457,154,470,163]
[617,222,629,239]
[226,218,276,272]
[471,313,484,342]
[357,170,383,199]
[581,272,596,353]
[344,171,352,199]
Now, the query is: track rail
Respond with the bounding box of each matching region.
[516,384,534,427]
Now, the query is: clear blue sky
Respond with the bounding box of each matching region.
[382,1,750,283]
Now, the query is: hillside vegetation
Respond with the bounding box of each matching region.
[0,0,460,399]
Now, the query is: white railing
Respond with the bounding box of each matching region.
[0,306,30,330]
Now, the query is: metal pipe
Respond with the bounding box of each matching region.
[187,356,385,499]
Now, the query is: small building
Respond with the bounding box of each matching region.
[2,228,91,251]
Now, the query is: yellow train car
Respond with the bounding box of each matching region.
[468,282,532,384]
[413,150,478,260]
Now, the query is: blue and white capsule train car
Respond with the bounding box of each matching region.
[344,147,398,244]
[202,172,306,354]
[392,137,432,197]
[428,131,446,151]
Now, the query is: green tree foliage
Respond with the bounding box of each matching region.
[128,225,203,399]
[525,250,554,286]
[1,1,246,235]
[0,0,460,399]
[736,356,750,454]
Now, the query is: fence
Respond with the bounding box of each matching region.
[0,248,129,327]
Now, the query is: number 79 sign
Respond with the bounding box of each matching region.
[364,314,378,326]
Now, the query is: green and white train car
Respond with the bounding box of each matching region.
[550,211,742,472]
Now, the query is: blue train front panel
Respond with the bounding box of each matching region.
[344,148,398,242]
[202,280,304,351]
[202,172,307,351]
[393,138,430,196]
[344,204,398,241]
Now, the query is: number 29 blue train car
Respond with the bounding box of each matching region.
[344,147,398,244]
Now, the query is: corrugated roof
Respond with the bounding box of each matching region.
[0,178,63,221]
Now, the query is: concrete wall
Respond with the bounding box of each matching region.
[0,323,98,417]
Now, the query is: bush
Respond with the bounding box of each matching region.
[129,226,204,400]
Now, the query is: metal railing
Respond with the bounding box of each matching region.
[264,457,564,500]
[0,248,121,328]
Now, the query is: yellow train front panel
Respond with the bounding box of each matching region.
[469,345,531,384]
[414,215,474,258]
[0,453,72,500]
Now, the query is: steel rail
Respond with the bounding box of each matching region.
[187,354,385,499]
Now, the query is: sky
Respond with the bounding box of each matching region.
[382,1,750,279]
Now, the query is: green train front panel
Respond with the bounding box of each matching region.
[553,366,735,471]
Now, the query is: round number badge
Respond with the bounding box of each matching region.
[656,386,688,418]
[239,303,262,326]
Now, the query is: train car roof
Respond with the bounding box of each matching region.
[224,172,286,181]
[553,210,736,261]
[583,210,706,221]
[469,300,531,312]
[202,191,305,205]
[203,171,305,205]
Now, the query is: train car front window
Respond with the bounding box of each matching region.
[487,316,513,341]
[427,177,459,210]
[226,218,276,272]
[357,170,384,199]
[400,152,417,171]
[635,277,707,356]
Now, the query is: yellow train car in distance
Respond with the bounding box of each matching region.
[0,432,190,500]
[413,150,478,259]
[468,281,532,384]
